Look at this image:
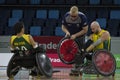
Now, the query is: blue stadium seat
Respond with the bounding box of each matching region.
[114,0,120,5]
[8,18,20,27]
[55,27,65,36]
[36,10,47,19]
[30,0,41,4]
[66,0,76,4]
[48,10,59,19]
[89,0,100,4]
[77,0,89,5]
[0,0,5,4]
[101,0,113,5]
[110,10,120,19]
[96,18,106,29]
[54,0,65,4]
[12,10,23,19]
[107,19,119,36]
[30,26,41,36]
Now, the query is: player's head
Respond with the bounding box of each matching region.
[14,22,24,34]
[90,21,101,34]
[70,6,79,20]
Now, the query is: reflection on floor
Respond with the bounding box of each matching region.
[0,67,120,80]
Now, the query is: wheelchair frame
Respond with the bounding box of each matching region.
[57,37,116,76]
[7,51,53,78]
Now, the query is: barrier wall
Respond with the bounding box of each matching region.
[0,36,120,67]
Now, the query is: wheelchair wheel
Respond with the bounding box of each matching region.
[7,53,19,78]
[57,37,79,64]
[36,53,53,78]
[92,49,116,76]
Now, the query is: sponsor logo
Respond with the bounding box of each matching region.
[49,58,61,63]
[39,42,58,50]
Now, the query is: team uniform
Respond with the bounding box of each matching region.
[62,12,88,49]
[62,12,88,35]
[10,34,33,51]
[91,29,111,51]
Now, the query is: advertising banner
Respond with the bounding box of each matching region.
[47,54,72,68]
[33,36,72,67]
[33,36,63,53]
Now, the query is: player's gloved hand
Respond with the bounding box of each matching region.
[10,49,19,53]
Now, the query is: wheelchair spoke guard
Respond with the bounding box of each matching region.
[36,53,53,78]
[57,37,79,64]
[92,49,116,76]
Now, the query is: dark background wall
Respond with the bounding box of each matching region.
[0,0,120,36]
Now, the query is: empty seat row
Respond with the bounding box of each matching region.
[0,0,120,5]
[29,26,65,36]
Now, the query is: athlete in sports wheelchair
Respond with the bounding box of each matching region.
[7,22,53,79]
[7,45,53,79]
[57,36,116,76]
[58,21,116,76]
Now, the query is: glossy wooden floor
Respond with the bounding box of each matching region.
[0,67,120,80]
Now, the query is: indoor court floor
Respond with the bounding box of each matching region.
[0,67,120,80]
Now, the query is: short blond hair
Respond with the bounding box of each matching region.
[70,6,78,15]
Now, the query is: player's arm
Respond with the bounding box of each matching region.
[62,24,70,36]
[29,35,38,48]
[29,35,45,53]
[86,31,110,52]
[10,37,14,51]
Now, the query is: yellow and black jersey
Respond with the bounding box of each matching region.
[10,34,33,50]
[91,29,111,51]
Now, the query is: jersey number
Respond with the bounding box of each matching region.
[16,46,27,51]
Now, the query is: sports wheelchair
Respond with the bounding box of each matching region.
[57,37,116,76]
[7,46,53,79]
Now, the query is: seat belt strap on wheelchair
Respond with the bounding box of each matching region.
[92,38,102,47]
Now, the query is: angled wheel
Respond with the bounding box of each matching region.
[57,37,79,64]
[92,49,116,76]
[7,53,19,78]
[36,53,53,78]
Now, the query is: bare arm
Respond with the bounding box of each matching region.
[62,24,70,36]
[10,37,14,50]
[86,31,110,52]
[29,35,38,48]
